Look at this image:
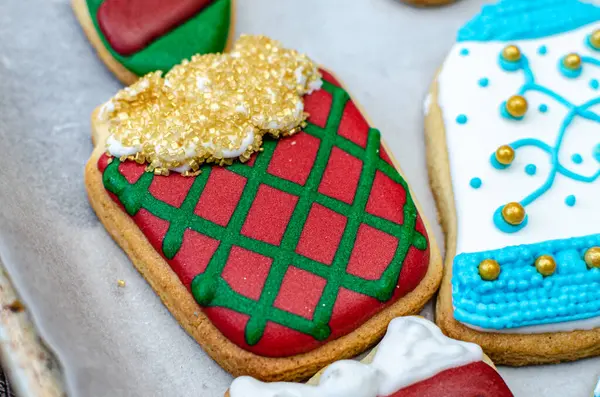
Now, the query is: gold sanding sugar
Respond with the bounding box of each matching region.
[102,35,322,175]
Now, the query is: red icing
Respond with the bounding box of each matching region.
[304,88,333,128]
[241,185,298,246]
[194,167,246,227]
[149,172,194,207]
[366,170,407,224]
[295,204,347,265]
[268,132,320,186]
[97,0,214,56]
[274,267,327,320]
[338,100,369,148]
[99,71,431,357]
[346,224,398,280]
[222,247,272,301]
[318,147,362,204]
[390,361,514,397]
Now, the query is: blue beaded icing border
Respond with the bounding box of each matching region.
[458,0,600,42]
[452,233,600,330]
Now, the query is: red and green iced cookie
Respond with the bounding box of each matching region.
[72,0,232,84]
[85,37,442,381]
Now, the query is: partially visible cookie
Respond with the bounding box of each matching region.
[427,0,600,365]
[595,377,600,397]
[72,0,234,84]
[226,316,514,397]
[401,0,455,7]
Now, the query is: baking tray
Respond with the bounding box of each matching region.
[0,0,599,395]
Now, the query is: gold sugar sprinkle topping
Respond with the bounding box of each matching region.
[101,35,322,175]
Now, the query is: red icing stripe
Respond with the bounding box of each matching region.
[390,361,514,397]
[97,0,214,56]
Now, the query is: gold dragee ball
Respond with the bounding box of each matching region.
[502,202,526,226]
[584,247,600,268]
[479,259,501,281]
[535,255,556,277]
[495,145,515,165]
[502,45,521,62]
[563,53,582,70]
[591,30,600,49]
[506,95,528,118]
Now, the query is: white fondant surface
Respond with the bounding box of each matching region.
[438,22,600,254]
[229,317,482,397]
[464,314,600,334]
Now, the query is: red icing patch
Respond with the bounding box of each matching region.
[295,204,347,265]
[194,168,246,227]
[366,170,406,225]
[241,185,298,246]
[119,160,146,184]
[303,88,332,128]
[171,230,220,288]
[131,209,170,250]
[338,100,369,148]
[98,72,432,358]
[318,147,362,204]
[97,0,214,56]
[346,224,398,280]
[390,361,514,397]
[222,247,272,301]
[274,267,326,320]
[267,132,320,186]
[149,172,194,208]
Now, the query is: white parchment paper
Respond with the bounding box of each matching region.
[0,0,599,396]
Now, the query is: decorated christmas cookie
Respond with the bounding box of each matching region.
[85,36,442,380]
[595,377,600,397]
[72,0,233,84]
[427,0,600,365]
[226,316,514,397]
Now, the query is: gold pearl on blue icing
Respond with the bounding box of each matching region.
[563,53,582,70]
[506,95,528,118]
[584,247,600,268]
[502,45,521,62]
[502,202,526,226]
[590,30,600,50]
[479,259,501,281]
[535,255,556,276]
[495,145,515,165]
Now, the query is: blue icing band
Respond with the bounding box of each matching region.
[452,233,600,331]
[565,195,577,206]
[538,45,548,55]
[539,104,548,113]
[571,153,583,164]
[470,177,482,189]
[478,77,489,87]
[460,48,470,56]
[456,114,468,124]
[525,164,537,175]
[457,0,600,42]
[493,205,528,233]
[489,49,600,233]
[591,79,600,90]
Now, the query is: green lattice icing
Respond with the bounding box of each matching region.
[101,79,428,346]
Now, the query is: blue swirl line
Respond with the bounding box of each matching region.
[495,53,600,221]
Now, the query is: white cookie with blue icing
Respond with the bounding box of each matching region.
[429,0,600,365]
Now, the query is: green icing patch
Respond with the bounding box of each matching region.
[86,0,230,76]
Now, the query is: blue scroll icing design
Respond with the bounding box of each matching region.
[491,50,600,231]
[458,0,600,42]
[452,234,600,330]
